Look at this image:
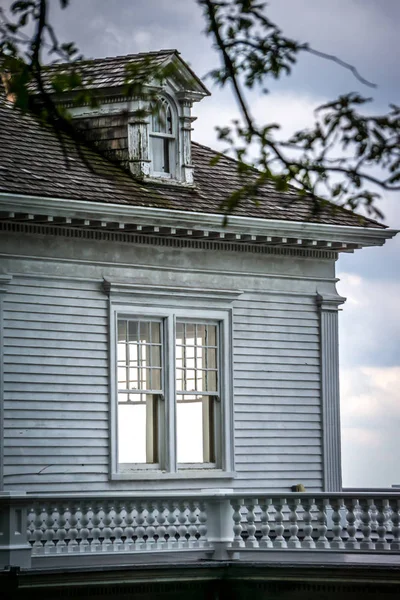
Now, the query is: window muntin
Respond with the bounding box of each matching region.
[176,322,219,465]
[117,319,163,465]
[150,98,176,177]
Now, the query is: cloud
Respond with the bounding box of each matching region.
[341,366,400,487]
[337,271,400,368]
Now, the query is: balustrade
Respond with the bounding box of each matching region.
[26,498,209,555]
[232,494,399,551]
[2,491,400,570]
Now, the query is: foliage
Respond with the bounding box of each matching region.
[1,0,399,218]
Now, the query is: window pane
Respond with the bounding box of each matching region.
[150,322,161,344]
[128,367,138,389]
[118,395,158,464]
[151,368,162,390]
[176,323,184,344]
[177,400,203,463]
[139,321,150,343]
[152,136,171,173]
[197,324,206,345]
[118,320,127,342]
[207,348,217,369]
[207,325,217,346]
[151,345,161,368]
[117,342,126,362]
[118,403,147,463]
[128,321,138,343]
[118,366,127,390]
[186,324,196,345]
[207,370,217,392]
[118,318,163,393]
[176,321,219,394]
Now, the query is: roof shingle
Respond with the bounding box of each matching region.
[0,101,384,229]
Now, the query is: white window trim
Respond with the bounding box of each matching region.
[149,96,178,180]
[109,300,236,482]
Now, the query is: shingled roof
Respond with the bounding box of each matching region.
[0,100,384,229]
[39,49,210,96]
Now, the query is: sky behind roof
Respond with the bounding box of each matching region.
[7,0,400,487]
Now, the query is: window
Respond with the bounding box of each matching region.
[110,304,234,480]
[149,98,176,178]
[117,319,162,466]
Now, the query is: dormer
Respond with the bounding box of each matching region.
[59,50,210,184]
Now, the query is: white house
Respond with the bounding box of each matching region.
[0,50,399,598]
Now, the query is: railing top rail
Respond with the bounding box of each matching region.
[1,490,400,504]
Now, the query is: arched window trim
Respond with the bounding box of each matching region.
[149,96,178,179]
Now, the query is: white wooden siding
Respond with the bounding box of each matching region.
[233,294,322,491]
[2,242,328,494]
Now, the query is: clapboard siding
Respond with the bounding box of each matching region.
[232,291,322,491]
[3,278,110,491]
[3,247,326,493]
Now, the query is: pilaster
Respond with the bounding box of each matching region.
[317,292,345,492]
[0,275,12,492]
[128,116,151,178]
[178,95,196,184]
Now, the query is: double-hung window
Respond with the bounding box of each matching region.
[110,305,233,480]
[149,98,176,178]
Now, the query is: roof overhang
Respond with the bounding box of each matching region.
[0,193,397,252]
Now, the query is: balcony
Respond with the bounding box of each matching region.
[1,491,400,572]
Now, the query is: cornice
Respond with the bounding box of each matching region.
[0,192,397,252]
[316,292,346,311]
[103,279,243,303]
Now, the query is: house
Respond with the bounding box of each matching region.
[0,50,399,599]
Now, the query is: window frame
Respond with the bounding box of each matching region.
[149,97,178,180]
[109,303,234,481]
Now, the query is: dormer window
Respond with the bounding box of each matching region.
[150,98,176,178]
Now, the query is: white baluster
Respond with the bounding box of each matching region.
[113,502,124,551]
[155,501,167,549]
[101,502,113,552]
[300,498,316,548]
[177,501,189,548]
[90,502,102,552]
[287,498,301,549]
[145,502,157,548]
[374,499,390,550]
[123,501,135,551]
[389,498,400,551]
[272,499,287,548]
[44,505,56,554]
[359,498,374,550]
[135,502,146,549]
[78,503,90,552]
[244,500,258,548]
[67,504,79,552]
[187,501,199,548]
[344,498,359,549]
[27,507,35,546]
[231,499,244,549]
[54,504,67,553]
[259,498,273,548]
[197,501,208,548]
[166,502,178,549]
[32,504,44,555]
[330,497,345,549]
[315,498,330,549]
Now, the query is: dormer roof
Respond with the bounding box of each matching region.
[41,49,210,101]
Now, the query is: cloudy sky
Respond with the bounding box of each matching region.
[13,0,400,487]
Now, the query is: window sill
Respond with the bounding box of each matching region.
[110,470,235,481]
